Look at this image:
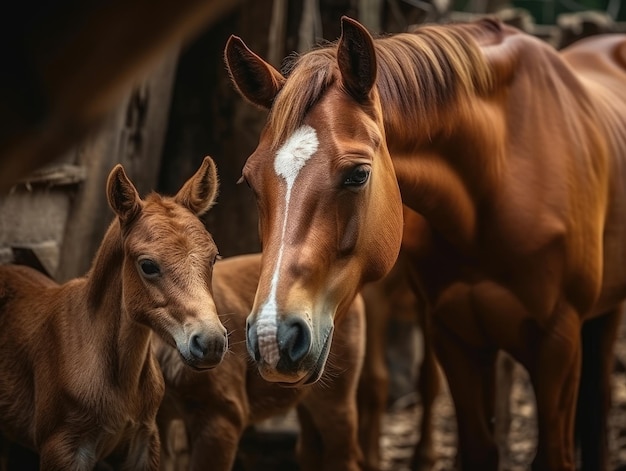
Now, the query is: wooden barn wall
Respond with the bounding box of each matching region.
[157,0,357,258]
[55,51,180,282]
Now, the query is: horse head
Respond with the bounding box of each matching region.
[225,17,403,385]
[107,156,227,370]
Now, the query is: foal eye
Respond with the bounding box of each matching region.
[343,165,371,188]
[138,259,160,278]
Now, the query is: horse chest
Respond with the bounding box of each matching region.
[431,279,548,357]
[421,231,568,349]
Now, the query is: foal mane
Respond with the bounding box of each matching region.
[267,21,497,149]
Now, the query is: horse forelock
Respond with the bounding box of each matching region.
[265,23,494,150]
[268,48,337,150]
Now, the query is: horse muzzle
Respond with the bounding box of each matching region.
[246,313,334,385]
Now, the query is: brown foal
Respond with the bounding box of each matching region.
[0,156,225,470]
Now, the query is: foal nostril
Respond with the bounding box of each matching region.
[278,316,311,365]
[189,332,209,360]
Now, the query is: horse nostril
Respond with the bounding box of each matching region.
[278,316,311,365]
[246,319,261,362]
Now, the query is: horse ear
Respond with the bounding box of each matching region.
[225,35,286,110]
[174,156,219,216]
[107,164,142,223]
[337,16,377,101]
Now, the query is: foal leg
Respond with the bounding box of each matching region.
[121,423,160,471]
[295,406,325,471]
[39,433,98,471]
[297,388,363,471]
[186,411,244,471]
[527,306,581,471]
[155,414,176,471]
[575,307,622,471]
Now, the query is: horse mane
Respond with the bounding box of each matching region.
[267,22,496,149]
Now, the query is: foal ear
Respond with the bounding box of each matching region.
[225,35,286,110]
[174,156,219,216]
[337,16,377,101]
[107,164,142,223]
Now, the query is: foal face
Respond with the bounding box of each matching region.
[122,201,224,370]
[108,156,226,370]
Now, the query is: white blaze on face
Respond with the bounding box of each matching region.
[256,125,319,367]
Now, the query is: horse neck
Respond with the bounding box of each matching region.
[370,31,501,250]
[84,220,153,385]
[384,93,504,251]
[380,33,595,252]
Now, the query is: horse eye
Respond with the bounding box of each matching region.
[138,259,160,277]
[343,166,371,187]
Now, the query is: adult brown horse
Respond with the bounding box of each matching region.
[225,16,626,471]
[156,253,365,471]
[0,156,225,470]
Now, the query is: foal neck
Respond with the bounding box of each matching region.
[84,220,153,380]
[86,220,125,310]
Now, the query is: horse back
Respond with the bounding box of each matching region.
[561,36,626,313]
[561,34,626,148]
[561,34,626,78]
[0,264,59,447]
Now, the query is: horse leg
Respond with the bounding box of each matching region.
[357,283,390,471]
[494,351,516,464]
[410,304,440,471]
[527,306,581,471]
[433,322,499,471]
[575,307,622,471]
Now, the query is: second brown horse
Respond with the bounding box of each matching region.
[156,253,366,471]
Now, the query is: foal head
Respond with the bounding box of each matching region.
[225,17,403,384]
[106,156,226,370]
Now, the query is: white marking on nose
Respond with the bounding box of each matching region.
[256,125,319,367]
